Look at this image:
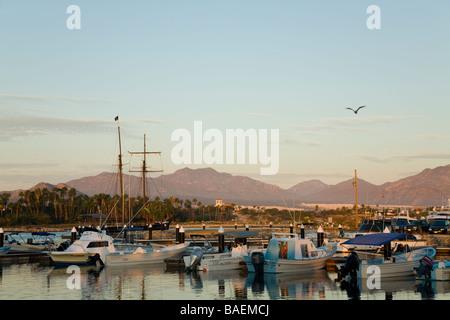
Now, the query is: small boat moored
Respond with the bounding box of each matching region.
[106,242,189,267]
[183,230,259,272]
[338,233,436,279]
[49,230,115,267]
[244,232,337,274]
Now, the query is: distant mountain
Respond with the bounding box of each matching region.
[379,165,450,206]
[7,182,83,203]
[287,180,329,197]
[299,178,389,205]
[3,164,450,207]
[66,167,290,206]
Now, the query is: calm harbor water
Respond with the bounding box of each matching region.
[0,262,448,301]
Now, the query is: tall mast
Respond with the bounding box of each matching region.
[129,134,162,221]
[115,116,125,225]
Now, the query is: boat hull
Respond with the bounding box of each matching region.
[0,245,12,255]
[245,254,332,274]
[106,243,188,267]
[183,252,245,271]
[359,259,423,278]
[49,252,93,266]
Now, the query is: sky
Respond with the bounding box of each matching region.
[1,0,450,191]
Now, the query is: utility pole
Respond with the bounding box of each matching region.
[353,169,358,222]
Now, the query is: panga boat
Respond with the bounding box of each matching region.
[183,230,257,272]
[244,233,337,274]
[106,242,188,267]
[49,230,115,267]
[8,231,57,252]
[340,233,436,279]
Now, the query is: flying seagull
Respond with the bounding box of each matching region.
[346,105,366,114]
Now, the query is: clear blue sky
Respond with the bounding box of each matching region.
[1,0,449,191]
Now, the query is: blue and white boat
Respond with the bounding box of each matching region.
[340,233,436,279]
[244,233,337,274]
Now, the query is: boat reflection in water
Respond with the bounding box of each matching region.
[8,262,450,300]
[245,269,336,300]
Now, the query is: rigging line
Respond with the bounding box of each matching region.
[100,194,122,230]
[114,199,151,240]
[149,175,164,200]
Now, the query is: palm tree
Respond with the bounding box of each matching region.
[0,193,11,217]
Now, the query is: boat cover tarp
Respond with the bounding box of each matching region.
[342,233,406,246]
[31,232,56,236]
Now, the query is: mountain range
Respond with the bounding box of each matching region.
[4,165,450,208]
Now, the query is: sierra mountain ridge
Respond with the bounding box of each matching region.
[3,165,450,208]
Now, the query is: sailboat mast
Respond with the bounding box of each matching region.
[129,134,163,223]
[116,116,125,225]
[143,133,147,205]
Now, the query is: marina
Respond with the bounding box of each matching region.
[0,226,448,301]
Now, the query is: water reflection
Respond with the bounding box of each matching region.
[1,263,449,300]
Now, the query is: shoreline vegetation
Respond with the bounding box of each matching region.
[0,187,442,232]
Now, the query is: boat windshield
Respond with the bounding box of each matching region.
[87,241,110,248]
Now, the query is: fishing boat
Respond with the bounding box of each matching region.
[339,233,436,279]
[49,230,115,267]
[244,233,337,274]
[335,220,427,253]
[183,230,258,272]
[106,241,188,267]
[7,231,57,252]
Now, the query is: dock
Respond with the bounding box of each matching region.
[0,251,50,265]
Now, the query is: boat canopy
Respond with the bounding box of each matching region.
[342,233,406,246]
[31,232,56,236]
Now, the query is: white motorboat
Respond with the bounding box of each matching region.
[183,230,260,272]
[106,242,188,267]
[339,233,436,279]
[244,233,337,274]
[49,230,115,267]
[426,199,450,222]
[183,243,249,272]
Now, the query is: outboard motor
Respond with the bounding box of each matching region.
[251,251,265,274]
[413,256,434,279]
[56,240,70,251]
[87,253,104,267]
[185,247,203,273]
[336,251,361,283]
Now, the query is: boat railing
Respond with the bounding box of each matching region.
[271,233,299,239]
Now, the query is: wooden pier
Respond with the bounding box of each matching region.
[0,251,50,265]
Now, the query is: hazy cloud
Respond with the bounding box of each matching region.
[417,134,448,141]
[0,93,118,104]
[0,116,114,141]
[360,152,450,163]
